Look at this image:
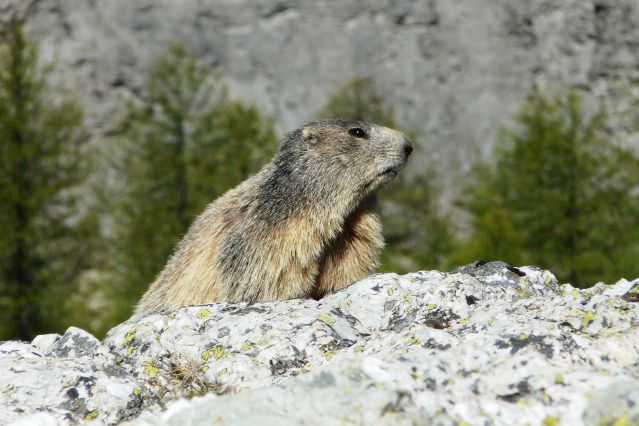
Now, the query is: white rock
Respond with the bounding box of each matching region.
[8,412,60,426]
[31,334,61,354]
[2,262,638,425]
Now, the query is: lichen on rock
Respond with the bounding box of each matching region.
[1,262,638,425]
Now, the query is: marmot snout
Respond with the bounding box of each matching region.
[135,119,412,315]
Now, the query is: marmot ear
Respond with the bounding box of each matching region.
[301,127,319,145]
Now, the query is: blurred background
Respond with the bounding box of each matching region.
[1,0,638,341]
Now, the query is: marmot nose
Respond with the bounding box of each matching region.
[403,141,413,157]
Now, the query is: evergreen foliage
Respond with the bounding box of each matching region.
[317,76,456,273]
[0,21,93,340]
[457,91,639,286]
[110,44,277,322]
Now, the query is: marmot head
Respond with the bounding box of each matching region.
[276,119,412,197]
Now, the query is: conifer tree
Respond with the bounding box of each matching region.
[111,45,277,319]
[317,76,456,273]
[0,21,90,339]
[458,91,639,286]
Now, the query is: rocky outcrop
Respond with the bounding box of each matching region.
[0,328,141,424]
[1,262,638,425]
[2,0,638,192]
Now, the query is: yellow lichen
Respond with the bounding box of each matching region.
[241,342,252,351]
[426,304,438,311]
[555,374,564,384]
[611,416,631,426]
[403,294,412,302]
[407,336,421,346]
[217,368,229,376]
[516,399,532,407]
[123,329,136,346]
[85,411,98,421]
[387,288,394,296]
[460,317,470,326]
[317,313,336,324]
[126,346,134,357]
[581,312,597,328]
[142,361,158,377]
[518,333,528,340]
[212,346,225,360]
[324,350,336,360]
[354,345,365,353]
[132,388,140,395]
[196,308,211,319]
[541,416,560,426]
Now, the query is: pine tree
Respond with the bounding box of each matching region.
[110,44,277,320]
[0,21,90,340]
[317,76,456,273]
[458,91,639,286]
[380,170,457,272]
[317,77,398,125]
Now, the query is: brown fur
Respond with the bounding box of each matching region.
[135,119,412,315]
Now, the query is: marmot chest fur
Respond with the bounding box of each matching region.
[135,119,412,315]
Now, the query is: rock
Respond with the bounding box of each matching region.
[48,327,103,359]
[30,334,61,354]
[2,0,638,195]
[0,328,142,425]
[1,263,638,425]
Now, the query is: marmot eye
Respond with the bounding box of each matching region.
[348,127,368,138]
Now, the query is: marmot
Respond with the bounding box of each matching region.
[135,119,413,315]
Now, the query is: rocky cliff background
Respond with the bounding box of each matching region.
[3,0,639,192]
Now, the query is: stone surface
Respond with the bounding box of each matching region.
[2,262,637,425]
[2,0,638,195]
[0,328,142,425]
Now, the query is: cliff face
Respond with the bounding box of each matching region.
[2,0,639,190]
[1,263,638,425]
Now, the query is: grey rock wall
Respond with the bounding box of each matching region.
[2,0,638,192]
